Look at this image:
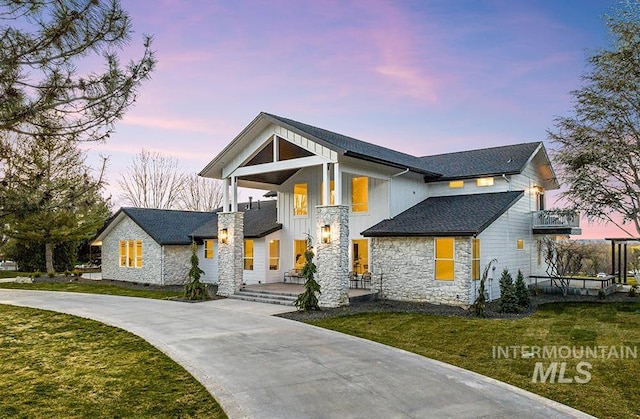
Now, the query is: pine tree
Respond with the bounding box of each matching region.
[499,268,518,313]
[294,235,321,311]
[514,269,530,309]
[473,259,497,317]
[184,242,208,300]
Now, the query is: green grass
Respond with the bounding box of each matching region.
[0,281,183,300]
[312,302,640,419]
[0,304,226,418]
[0,271,31,278]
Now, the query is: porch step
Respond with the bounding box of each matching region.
[228,289,298,306]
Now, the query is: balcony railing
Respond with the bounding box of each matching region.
[532,210,580,229]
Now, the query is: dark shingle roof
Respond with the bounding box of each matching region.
[419,142,542,181]
[190,199,281,239]
[263,113,441,177]
[122,208,217,245]
[362,191,524,237]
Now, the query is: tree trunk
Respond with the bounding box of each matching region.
[45,242,55,273]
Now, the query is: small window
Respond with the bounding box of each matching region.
[449,180,464,189]
[321,180,335,205]
[472,238,480,280]
[352,176,368,213]
[435,237,455,281]
[476,177,494,187]
[244,239,254,270]
[269,240,280,270]
[204,240,214,259]
[119,240,142,268]
[516,239,524,250]
[294,183,308,216]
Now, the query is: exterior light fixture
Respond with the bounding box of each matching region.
[321,224,331,243]
[220,228,229,244]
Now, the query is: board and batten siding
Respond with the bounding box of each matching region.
[101,216,162,284]
[475,195,533,303]
[199,240,219,284]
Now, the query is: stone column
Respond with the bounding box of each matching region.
[315,205,349,307]
[217,212,244,297]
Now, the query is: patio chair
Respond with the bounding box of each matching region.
[349,271,359,288]
[361,271,372,289]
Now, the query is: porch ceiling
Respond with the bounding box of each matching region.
[239,168,300,185]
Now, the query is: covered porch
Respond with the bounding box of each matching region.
[235,282,378,306]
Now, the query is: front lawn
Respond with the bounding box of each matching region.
[0,281,183,300]
[0,304,226,418]
[312,302,640,418]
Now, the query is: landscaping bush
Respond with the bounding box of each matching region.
[32,271,42,278]
[294,235,321,311]
[48,271,56,278]
[499,268,519,313]
[629,285,638,297]
[183,243,208,301]
[514,269,530,308]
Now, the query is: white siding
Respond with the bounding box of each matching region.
[199,240,219,284]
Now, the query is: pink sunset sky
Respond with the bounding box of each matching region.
[83,0,628,240]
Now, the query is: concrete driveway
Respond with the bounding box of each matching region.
[0,290,592,419]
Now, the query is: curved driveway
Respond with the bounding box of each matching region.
[0,290,592,419]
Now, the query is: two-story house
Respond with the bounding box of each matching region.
[95,112,580,307]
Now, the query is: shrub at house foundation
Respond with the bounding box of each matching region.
[473,259,496,317]
[294,236,321,311]
[499,268,518,313]
[514,269,530,308]
[184,243,208,300]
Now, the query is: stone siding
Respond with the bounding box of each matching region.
[315,205,350,307]
[101,217,162,284]
[217,212,244,296]
[371,236,472,306]
[162,245,192,285]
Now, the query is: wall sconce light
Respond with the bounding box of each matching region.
[220,228,228,244]
[321,224,331,244]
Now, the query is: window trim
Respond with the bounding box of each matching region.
[351,176,369,213]
[204,239,214,259]
[119,240,142,268]
[476,177,494,187]
[269,239,280,271]
[516,238,525,251]
[293,183,308,216]
[435,237,455,281]
[472,238,480,280]
[244,239,254,271]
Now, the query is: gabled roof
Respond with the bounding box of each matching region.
[419,142,542,181]
[190,200,282,239]
[362,191,524,237]
[263,113,441,177]
[120,208,217,245]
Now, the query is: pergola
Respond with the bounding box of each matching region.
[605,237,640,284]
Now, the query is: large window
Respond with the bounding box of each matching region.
[294,183,308,216]
[244,239,254,270]
[204,240,214,259]
[472,238,480,280]
[119,240,142,268]
[352,239,369,274]
[269,240,280,270]
[435,237,454,281]
[294,239,307,269]
[351,176,368,213]
[320,180,335,205]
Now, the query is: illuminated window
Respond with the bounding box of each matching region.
[472,238,480,280]
[294,183,308,216]
[516,239,524,251]
[294,239,307,269]
[204,240,214,259]
[352,239,369,274]
[435,238,455,281]
[269,240,280,270]
[476,177,494,187]
[119,240,142,268]
[351,176,368,212]
[449,180,464,188]
[244,239,254,270]
[320,180,335,205]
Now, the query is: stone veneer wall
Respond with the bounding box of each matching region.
[370,236,472,306]
[101,216,162,284]
[315,205,350,308]
[217,212,244,297]
[162,245,192,285]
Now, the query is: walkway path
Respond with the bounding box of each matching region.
[0,290,592,419]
